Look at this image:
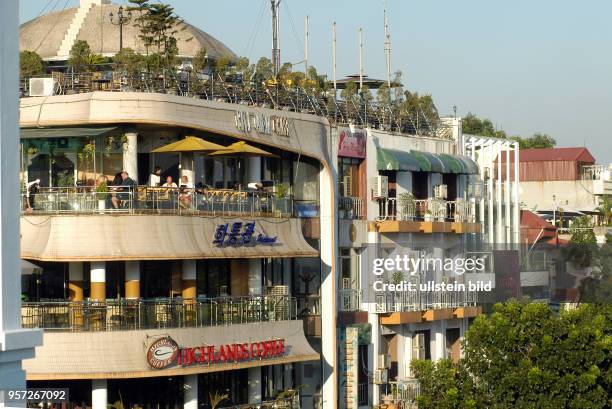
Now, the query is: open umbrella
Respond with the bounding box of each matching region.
[151,136,226,153]
[209,141,277,157]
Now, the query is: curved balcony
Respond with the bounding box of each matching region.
[21,296,297,332]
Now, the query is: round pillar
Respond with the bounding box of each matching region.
[182,260,197,299]
[180,152,194,183]
[248,367,262,403]
[92,379,107,409]
[122,132,138,183]
[68,262,84,301]
[125,260,140,299]
[184,374,198,409]
[90,261,106,301]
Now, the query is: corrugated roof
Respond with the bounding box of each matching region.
[496,147,595,163]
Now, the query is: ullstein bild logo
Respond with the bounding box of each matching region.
[146,336,286,370]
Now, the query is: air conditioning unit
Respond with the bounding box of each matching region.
[378,353,391,369]
[29,78,56,97]
[412,333,426,360]
[342,175,353,197]
[371,175,388,199]
[267,285,289,296]
[434,184,448,199]
[373,369,388,384]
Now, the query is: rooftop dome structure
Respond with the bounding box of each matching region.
[20,0,236,61]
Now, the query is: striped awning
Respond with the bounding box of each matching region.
[377,148,479,174]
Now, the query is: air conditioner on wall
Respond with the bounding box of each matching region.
[373,369,388,384]
[434,184,448,199]
[372,175,388,199]
[29,78,56,97]
[378,353,391,369]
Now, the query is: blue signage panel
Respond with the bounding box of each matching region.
[213,221,278,247]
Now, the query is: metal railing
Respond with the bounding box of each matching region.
[226,395,300,409]
[21,296,297,332]
[295,294,321,316]
[377,197,475,223]
[22,186,296,218]
[339,289,362,311]
[581,164,610,181]
[21,70,450,138]
[373,284,478,314]
[389,379,420,408]
[358,383,369,406]
[339,196,364,219]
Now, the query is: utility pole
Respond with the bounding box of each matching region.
[109,6,132,51]
[358,28,364,90]
[305,15,309,73]
[384,1,392,87]
[270,0,282,76]
[332,22,337,93]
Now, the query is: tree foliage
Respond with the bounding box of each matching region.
[511,133,556,149]
[68,40,105,72]
[412,300,612,409]
[113,47,144,77]
[580,233,612,303]
[462,112,507,138]
[20,50,45,78]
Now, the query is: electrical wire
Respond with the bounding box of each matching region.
[242,0,267,60]
[33,0,71,54]
[282,0,304,61]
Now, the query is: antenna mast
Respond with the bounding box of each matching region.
[384,1,391,87]
[359,28,364,90]
[271,0,282,76]
[305,15,309,73]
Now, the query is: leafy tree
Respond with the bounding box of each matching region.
[20,50,45,77]
[255,57,273,82]
[597,195,612,226]
[191,47,208,73]
[462,112,506,138]
[580,233,612,303]
[214,55,231,80]
[413,300,612,409]
[567,215,597,267]
[511,133,556,149]
[113,47,144,78]
[68,40,104,72]
[360,84,373,105]
[376,83,391,107]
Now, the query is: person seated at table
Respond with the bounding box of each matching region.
[179,175,194,209]
[162,175,178,188]
[111,171,136,209]
[149,166,162,187]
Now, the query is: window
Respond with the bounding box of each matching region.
[338,157,361,197]
[196,260,231,297]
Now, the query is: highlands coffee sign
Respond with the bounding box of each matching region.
[235,110,291,137]
[146,336,286,370]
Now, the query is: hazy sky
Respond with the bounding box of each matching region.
[20,0,612,162]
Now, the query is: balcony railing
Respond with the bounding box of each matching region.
[339,196,364,219]
[581,164,610,181]
[339,289,362,311]
[22,187,296,218]
[373,286,478,314]
[377,197,475,223]
[21,71,449,138]
[389,379,420,408]
[295,294,321,316]
[21,296,297,332]
[358,383,369,406]
[226,395,300,409]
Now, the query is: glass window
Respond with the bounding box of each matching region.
[196,260,231,297]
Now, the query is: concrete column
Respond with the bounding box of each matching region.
[0,0,42,392]
[180,152,194,183]
[184,374,198,409]
[496,142,503,243]
[182,260,197,299]
[92,379,108,409]
[248,367,262,403]
[122,132,138,183]
[368,311,380,405]
[69,262,84,301]
[248,259,263,295]
[90,262,106,301]
[432,321,446,362]
[125,261,140,299]
[513,142,520,244]
[247,156,262,183]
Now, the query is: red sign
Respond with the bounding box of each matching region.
[146,337,286,370]
[338,128,366,158]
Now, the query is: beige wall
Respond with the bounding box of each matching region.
[519,180,598,211]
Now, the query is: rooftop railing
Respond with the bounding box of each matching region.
[377,197,476,223]
[21,295,297,332]
[22,186,297,218]
[21,70,450,139]
[581,164,610,181]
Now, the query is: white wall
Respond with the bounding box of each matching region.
[520,180,598,211]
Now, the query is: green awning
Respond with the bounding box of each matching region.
[439,154,464,173]
[410,150,446,173]
[20,127,121,139]
[455,155,479,174]
[377,148,421,171]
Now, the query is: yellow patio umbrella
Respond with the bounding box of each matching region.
[209,141,277,157]
[151,136,226,153]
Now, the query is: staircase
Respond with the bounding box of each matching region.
[57,2,94,57]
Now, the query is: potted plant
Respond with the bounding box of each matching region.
[424,210,433,222]
[274,182,290,216]
[96,182,108,212]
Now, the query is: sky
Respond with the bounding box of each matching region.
[19,0,612,162]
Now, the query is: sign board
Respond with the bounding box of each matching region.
[213,221,278,246]
[338,127,366,158]
[235,110,291,137]
[146,336,286,370]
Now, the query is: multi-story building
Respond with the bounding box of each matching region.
[15,2,522,409]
